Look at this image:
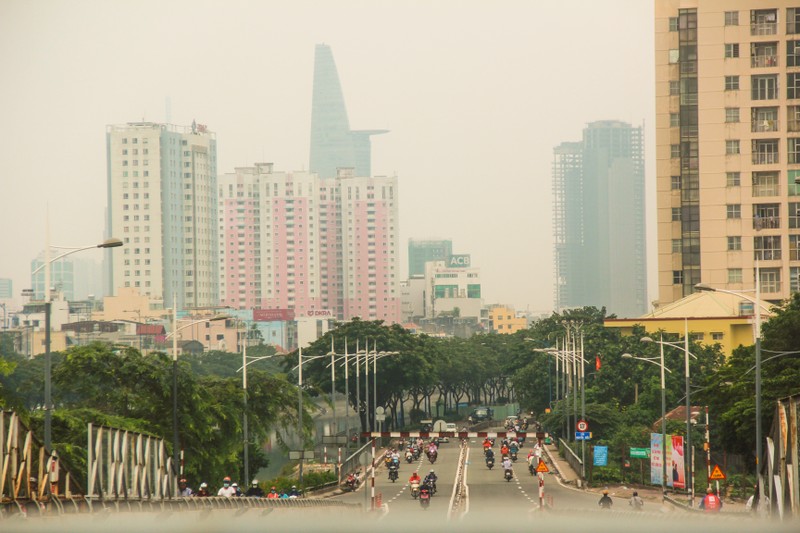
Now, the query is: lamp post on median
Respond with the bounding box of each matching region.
[623,343,673,500]
[694,280,769,495]
[32,236,123,451]
[642,324,697,505]
[167,303,228,474]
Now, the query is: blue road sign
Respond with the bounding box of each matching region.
[594,445,608,466]
[575,431,592,440]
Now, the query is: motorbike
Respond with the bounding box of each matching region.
[388,464,399,482]
[344,473,359,492]
[510,450,518,462]
[419,488,431,509]
[528,462,535,475]
[427,450,437,464]
[504,469,513,482]
[486,456,495,470]
[410,481,420,499]
[405,450,414,463]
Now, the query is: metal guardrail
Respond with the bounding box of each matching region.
[557,438,584,486]
[447,439,468,520]
[338,440,374,485]
[0,495,361,518]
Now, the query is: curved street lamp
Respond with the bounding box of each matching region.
[33,237,123,451]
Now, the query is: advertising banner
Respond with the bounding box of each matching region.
[671,435,685,489]
[593,445,608,466]
[253,308,295,322]
[650,433,663,486]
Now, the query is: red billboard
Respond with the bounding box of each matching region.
[253,308,295,322]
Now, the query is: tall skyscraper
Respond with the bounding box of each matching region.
[553,121,647,317]
[656,2,800,305]
[309,44,387,179]
[218,164,400,323]
[106,121,218,310]
[408,239,453,277]
[0,278,11,299]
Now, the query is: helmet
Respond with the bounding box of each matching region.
[429,469,435,473]
[252,479,259,485]
[271,486,276,490]
[291,485,297,489]
[200,482,208,488]
[706,487,713,494]
[603,490,609,495]
[179,478,187,484]
[223,476,231,482]
[232,483,238,487]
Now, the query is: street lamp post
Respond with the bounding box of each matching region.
[694,278,767,495]
[642,325,697,505]
[32,236,123,451]
[168,303,228,474]
[624,337,673,500]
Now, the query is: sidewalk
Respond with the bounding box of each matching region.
[543,442,749,514]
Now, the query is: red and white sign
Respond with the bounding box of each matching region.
[305,309,333,318]
[253,308,295,322]
[576,419,589,432]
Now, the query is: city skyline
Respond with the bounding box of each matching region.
[0,1,656,314]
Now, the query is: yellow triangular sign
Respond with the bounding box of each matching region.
[709,464,726,480]
[536,459,549,473]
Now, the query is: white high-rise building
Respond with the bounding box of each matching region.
[106,121,218,309]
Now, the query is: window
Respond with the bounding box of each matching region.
[670,80,680,95]
[671,176,682,190]
[754,203,781,229]
[751,41,778,67]
[790,106,800,133]
[725,76,740,91]
[753,139,779,164]
[790,8,800,34]
[725,43,740,58]
[728,268,743,284]
[751,9,778,36]
[790,73,800,99]
[725,108,740,123]
[669,17,679,32]
[727,204,741,219]
[760,268,781,293]
[753,171,780,196]
[712,332,725,341]
[672,239,682,253]
[669,49,679,64]
[790,203,800,228]
[728,236,742,251]
[791,235,800,260]
[726,140,740,154]
[725,11,738,26]
[752,75,778,100]
[790,138,800,164]
[671,208,681,222]
[673,270,683,285]
[792,267,800,292]
[727,172,741,187]
[670,144,680,158]
[670,113,680,127]
[754,235,782,260]
[751,106,778,132]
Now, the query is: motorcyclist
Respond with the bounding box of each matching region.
[196,482,210,497]
[485,447,495,461]
[483,437,493,453]
[245,479,264,497]
[500,443,510,457]
[267,486,279,499]
[217,476,236,497]
[289,485,301,498]
[409,472,421,485]
[629,491,644,510]
[178,478,193,497]
[391,449,401,465]
[424,469,438,494]
[598,489,613,509]
[231,483,242,497]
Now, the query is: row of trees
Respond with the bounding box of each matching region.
[2,297,799,488]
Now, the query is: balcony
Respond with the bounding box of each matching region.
[751,22,777,36]
[753,152,779,164]
[751,54,778,68]
[752,119,779,132]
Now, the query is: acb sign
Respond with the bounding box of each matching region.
[447,254,471,268]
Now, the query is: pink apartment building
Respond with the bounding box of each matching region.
[219,164,400,324]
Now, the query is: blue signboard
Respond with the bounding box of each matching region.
[575,431,592,440]
[593,445,608,466]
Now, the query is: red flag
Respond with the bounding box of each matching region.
[595,355,601,371]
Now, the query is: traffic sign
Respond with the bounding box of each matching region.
[630,447,650,459]
[709,464,726,480]
[576,419,589,432]
[535,459,549,473]
[575,431,592,440]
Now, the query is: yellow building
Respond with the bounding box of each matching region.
[488,305,528,334]
[92,287,166,322]
[604,292,774,356]
[656,2,800,307]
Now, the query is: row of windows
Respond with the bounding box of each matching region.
[669,138,800,163]
[669,8,794,35]
[673,267,800,294]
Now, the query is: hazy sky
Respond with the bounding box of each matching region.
[0,0,656,314]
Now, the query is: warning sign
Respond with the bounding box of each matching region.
[536,459,549,473]
[709,464,726,480]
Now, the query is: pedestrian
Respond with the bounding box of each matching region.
[629,490,643,510]
[699,487,722,512]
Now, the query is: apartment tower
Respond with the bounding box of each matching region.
[408,239,453,277]
[553,121,647,317]
[106,121,218,310]
[656,2,800,305]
